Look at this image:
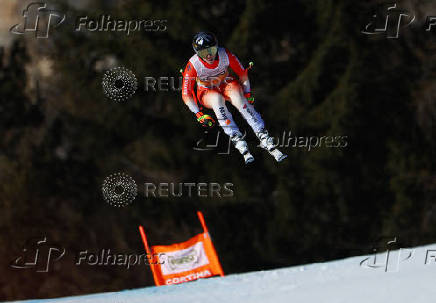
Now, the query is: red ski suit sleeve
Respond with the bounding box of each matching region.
[225,49,248,79]
[182,61,197,102]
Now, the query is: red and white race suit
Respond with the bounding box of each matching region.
[182,47,264,137]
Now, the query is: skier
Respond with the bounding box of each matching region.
[181,31,287,164]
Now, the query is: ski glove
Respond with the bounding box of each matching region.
[196,112,216,128]
[244,92,254,104]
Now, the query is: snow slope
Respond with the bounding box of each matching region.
[7,243,436,303]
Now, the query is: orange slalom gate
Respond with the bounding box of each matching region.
[139,211,224,286]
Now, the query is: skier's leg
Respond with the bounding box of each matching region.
[223,80,265,133]
[202,90,254,163]
[224,81,287,162]
[202,90,240,137]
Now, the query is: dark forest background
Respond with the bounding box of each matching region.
[1,0,435,300]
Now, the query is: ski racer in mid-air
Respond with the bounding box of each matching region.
[181,31,287,164]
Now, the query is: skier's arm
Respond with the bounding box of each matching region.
[226,49,251,95]
[182,62,200,114]
[182,62,215,127]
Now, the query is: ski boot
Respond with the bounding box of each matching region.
[231,133,254,164]
[257,129,287,162]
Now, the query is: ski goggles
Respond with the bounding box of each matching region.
[197,46,218,60]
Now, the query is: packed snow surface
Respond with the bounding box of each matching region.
[7,243,436,303]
